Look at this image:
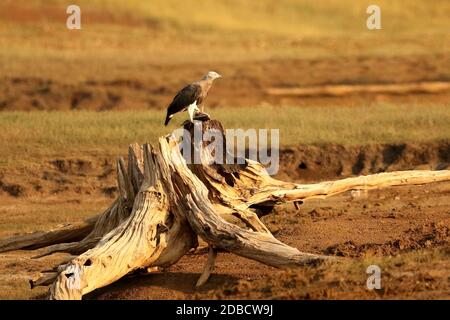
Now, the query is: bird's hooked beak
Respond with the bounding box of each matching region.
[204,71,222,81]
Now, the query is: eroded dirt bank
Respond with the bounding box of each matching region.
[1,54,449,111]
[1,142,448,199]
[277,142,450,182]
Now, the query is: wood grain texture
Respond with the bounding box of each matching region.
[0,118,449,299]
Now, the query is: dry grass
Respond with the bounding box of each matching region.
[0,197,110,238]
[19,0,450,36]
[0,0,449,81]
[200,247,450,299]
[0,103,449,170]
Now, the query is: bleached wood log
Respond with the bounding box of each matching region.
[158,136,333,268]
[0,118,449,300]
[0,218,95,253]
[0,145,142,254]
[178,120,450,214]
[1,144,145,256]
[30,272,59,289]
[196,247,217,287]
[48,145,197,299]
[224,159,450,207]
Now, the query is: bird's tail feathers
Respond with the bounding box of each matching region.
[164,113,173,126]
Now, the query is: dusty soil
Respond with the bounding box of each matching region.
[86,181,450,300]
[1,54,450,112]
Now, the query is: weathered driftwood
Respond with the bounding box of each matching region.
[0,219,95,253]
[195,246,217,288]
[266,81,450,97]
[0,144,144,255]
[1,118,450,300]
[48,145,197,299]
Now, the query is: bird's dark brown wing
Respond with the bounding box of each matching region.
[166,83,201,116]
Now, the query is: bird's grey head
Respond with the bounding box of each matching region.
[203,71,222,81]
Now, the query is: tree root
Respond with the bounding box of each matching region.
[0,118,449,299]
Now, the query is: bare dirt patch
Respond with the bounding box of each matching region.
[86,180,450,300]
[326,222,449,257]
[189,247,450,300]
[1,55,449,111]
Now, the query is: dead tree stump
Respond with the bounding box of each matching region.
[1,118,450,299]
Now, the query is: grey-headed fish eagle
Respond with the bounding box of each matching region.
[164,71,222,125]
